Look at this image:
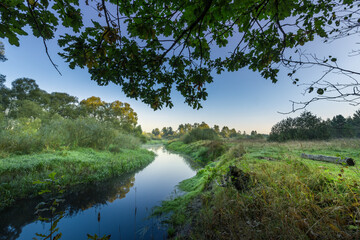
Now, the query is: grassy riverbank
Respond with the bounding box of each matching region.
[161,139,360,239]
[0,147,155,211]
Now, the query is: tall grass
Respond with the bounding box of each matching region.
[162,139,360,239]
[0,117,141,155]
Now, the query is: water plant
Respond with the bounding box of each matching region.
[33,172,65,240]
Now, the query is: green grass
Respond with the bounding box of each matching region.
[0,147,155,210]
[166,140,227,166]
[161,139,360,239]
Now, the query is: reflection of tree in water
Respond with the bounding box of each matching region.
[107,176,134,203]
[0,173,136,240]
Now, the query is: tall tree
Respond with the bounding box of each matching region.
[213,125,220,134]
[330,114,353,138]
[109,100,138,127]
[269,111,330,141]
[199,122,210,129]
[49,92,78,118]
[2,1,360,110]
[178,124,185,135]
[80,96,106,119]
[8,99,44,119]
[152,128,161,137]
[221,126,230,138]
[230,128,238,138]
[352,110,360,137]
[11,78,40,101]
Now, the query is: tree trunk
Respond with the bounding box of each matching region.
[300,153,355,166]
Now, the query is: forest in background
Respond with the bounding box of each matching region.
[0,77,146,155]
[148,110,360,143]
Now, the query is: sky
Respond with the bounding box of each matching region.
[1,8,360,134]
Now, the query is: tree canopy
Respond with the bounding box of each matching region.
[1,0,360,109]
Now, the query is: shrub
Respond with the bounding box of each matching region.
[0,118,43,154]
[39,118,117,150]
[228,144,246,159]
[199,141,228,162]
[182,128,219,144]
[0,116,143,154]
[112,133,140,149]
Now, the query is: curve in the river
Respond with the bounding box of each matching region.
[0,145,196,240]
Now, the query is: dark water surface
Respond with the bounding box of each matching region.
[0,145,196,240]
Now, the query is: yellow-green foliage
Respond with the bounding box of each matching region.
[163,139,360,239]
[0,148,155,210]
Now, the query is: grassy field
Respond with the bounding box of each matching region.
[0,147,155,211]
[161,139,360,239]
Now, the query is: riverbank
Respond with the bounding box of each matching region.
[160,139,360,239]
[0,147,155,211]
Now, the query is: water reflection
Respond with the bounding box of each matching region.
[0,146,197,240]
[0,173,136,240]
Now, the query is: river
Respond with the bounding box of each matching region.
[0,145,197,240]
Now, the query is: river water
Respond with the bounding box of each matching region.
[0,145,197,240]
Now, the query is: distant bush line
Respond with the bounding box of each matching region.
[269,111,360,142]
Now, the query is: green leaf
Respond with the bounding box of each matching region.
[48,171,56,180]
[39,189,51,195]
[8,34,20,46]
[317,88,324,95]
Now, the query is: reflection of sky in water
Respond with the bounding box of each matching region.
[5,146,196,240]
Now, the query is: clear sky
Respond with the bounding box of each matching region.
[1,20,359,134]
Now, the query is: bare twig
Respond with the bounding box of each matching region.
[26,0,62,75]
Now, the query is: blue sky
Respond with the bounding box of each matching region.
[1,20,359,134]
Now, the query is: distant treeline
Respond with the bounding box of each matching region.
[149,122,264,142]
[0,78,145,154]
[269,111,360,142]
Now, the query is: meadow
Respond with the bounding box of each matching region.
[160,139,360,239]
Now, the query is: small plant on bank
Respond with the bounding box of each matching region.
[33,172,65,240]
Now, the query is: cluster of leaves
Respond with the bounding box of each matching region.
[269,110,360,141]
[2,1,359,109]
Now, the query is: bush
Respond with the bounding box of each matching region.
[182,128,219,144]
[112,133,140,149]
[0,118,43,154]
[269,111,331,142]
[39,117,134,150]
[198,141,228,162]
[0,132,43,154]
[228,144,246,159]
[0,117,143,155]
